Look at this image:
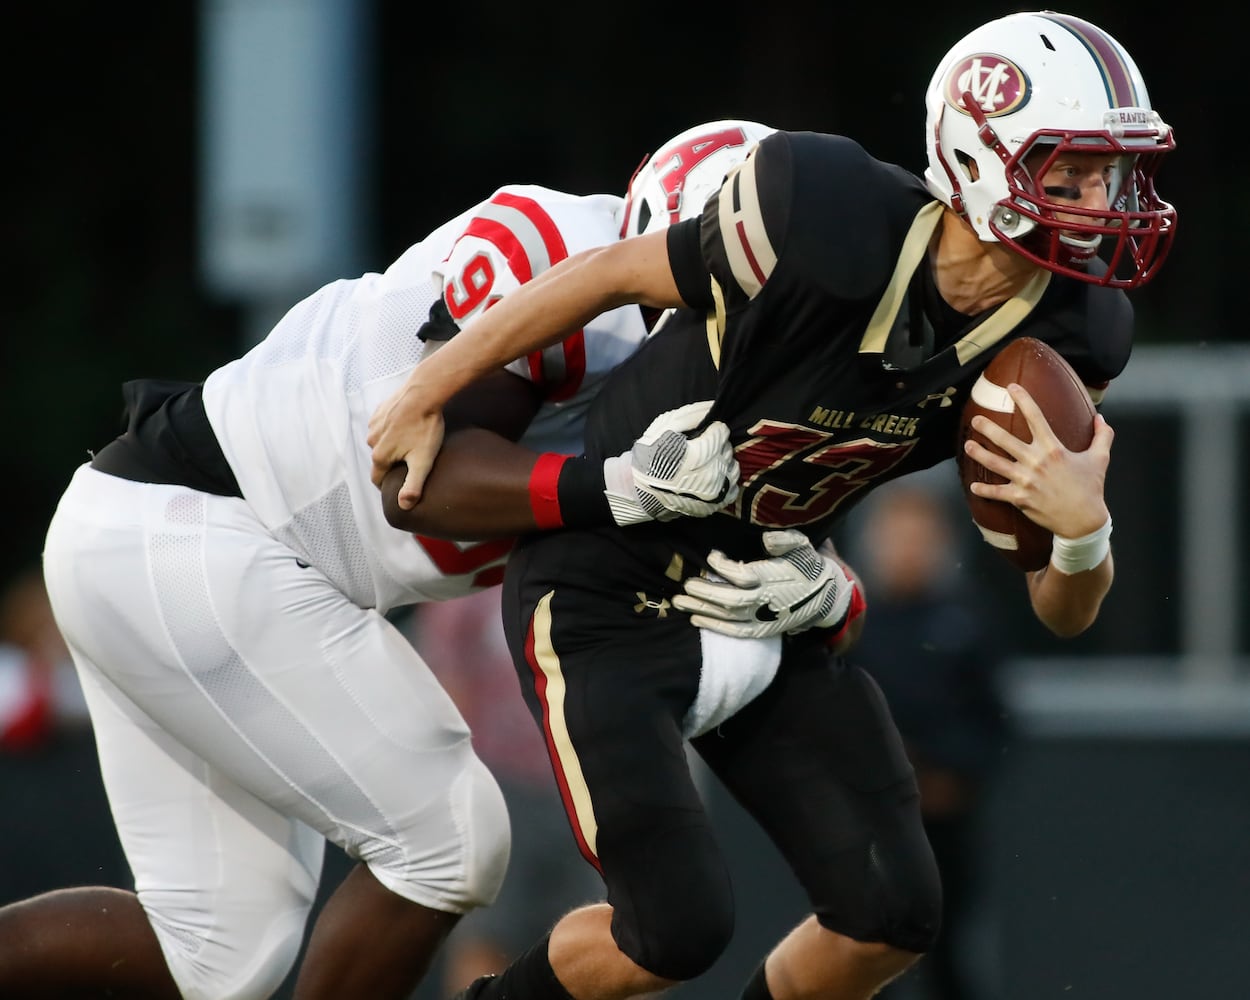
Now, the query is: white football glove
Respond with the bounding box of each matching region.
[603,400,740,526]
[674,529,859,640]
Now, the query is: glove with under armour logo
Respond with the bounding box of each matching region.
[674,529,865,641]
[602,401,740,526]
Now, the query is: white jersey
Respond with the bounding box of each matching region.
[203,186,646,613]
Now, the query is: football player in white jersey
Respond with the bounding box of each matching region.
[0,122,844,1000]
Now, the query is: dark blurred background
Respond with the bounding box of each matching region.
[2,1,1235,595]
[3,3,1247,998]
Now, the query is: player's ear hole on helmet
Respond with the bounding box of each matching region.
[636,200,651,234]
[956,152,978,183]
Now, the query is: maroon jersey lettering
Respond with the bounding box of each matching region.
[732,421,917,528]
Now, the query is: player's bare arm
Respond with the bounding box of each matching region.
[380,374,740,539]
[380,432,541,539]
[1023,544,1115,638]
[367,228,682,507]
[964,382,1115,636]
[379,368,545,538]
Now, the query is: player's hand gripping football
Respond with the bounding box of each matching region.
[603,401,740,525]
[674,529,866,642]
[965,383,1114,539]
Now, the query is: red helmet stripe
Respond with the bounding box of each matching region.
[1038,12,1140,108]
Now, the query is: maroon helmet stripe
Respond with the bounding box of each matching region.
[1038,12,1139,108]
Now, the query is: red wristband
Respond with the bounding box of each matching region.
[528,453,570,530]
[826,581,867,647]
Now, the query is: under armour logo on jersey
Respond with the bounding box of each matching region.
[946,54,1029,116]
[917,387,958,408]
[633,592,671,618]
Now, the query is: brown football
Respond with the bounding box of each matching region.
[957,337,1097,572]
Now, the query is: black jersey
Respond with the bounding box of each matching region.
[583,131,1131,565]
[89,379,242,497]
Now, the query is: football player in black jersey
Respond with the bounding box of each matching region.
[370,11,1176,1000]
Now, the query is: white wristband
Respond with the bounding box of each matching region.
[1049,517,1113,575]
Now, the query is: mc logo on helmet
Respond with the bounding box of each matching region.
[946,54,1030,116]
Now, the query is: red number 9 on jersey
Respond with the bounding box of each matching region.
[443,252,497,320]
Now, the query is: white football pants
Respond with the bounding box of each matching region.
[42,465,510,1000]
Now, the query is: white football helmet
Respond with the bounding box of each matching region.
[619,120,778,238]
[924,11,1176,288]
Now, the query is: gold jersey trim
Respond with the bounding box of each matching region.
[530,591,599,857]
[718,152,777,300]
[706,276,728,369]
[860,201,1050,366]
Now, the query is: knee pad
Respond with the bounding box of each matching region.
[451,756,512,909]
[145,898,308,1000]
[604,818,735,981]
[864,858,943,955]
[815,825,943,955]
[366,754,511,914]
